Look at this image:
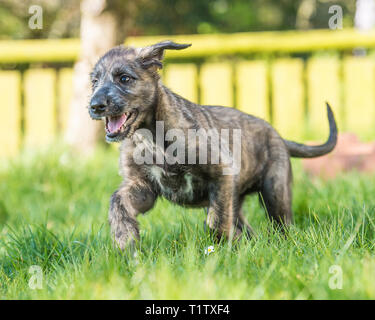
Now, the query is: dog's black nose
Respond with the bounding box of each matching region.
[90,96,107,114]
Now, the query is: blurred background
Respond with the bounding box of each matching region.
[0,0,374,164]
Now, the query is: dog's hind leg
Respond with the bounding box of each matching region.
[260,159,293,230]
[109,180,156,250]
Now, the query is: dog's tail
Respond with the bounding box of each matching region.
[284,103,337,158]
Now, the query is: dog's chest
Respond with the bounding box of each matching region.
[147,165,205,204]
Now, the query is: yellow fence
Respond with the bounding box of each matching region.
[1,29,375,157]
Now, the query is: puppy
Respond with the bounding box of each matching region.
[89,41,337,249]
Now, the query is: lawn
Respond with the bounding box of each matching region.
[0,145,375,299]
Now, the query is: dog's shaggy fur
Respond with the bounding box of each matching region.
[89,41,337,249]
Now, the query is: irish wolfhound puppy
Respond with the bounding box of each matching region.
[89,41,337,249]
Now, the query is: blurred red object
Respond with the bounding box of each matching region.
[301,133,375,179]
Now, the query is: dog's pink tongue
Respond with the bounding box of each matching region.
[107,114,127,134]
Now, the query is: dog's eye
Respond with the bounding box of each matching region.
[120,75,131,84]
[92,79,98,87]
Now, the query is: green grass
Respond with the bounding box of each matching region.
[1,145,375,299]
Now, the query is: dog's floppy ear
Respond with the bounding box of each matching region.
[138,40,191,69]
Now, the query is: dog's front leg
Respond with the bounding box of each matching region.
[206,177,241,240]
[109,181,156,250]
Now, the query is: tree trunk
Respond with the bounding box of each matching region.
[295,0,316,30]
[355,0,375,31]
[65,0,117,152]
[353,0,375,55]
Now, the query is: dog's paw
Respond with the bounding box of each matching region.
[111,224,139,252]
[112,235,137,252]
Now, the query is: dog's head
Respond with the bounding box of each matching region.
[89,41,191,142]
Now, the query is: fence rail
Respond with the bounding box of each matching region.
[1,29,375,157]
[0,39,79,63]
[126,29,375,56]
[1,29,375,63]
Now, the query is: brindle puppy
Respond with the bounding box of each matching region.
[89,41,337,249]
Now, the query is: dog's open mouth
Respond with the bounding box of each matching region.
[106,114,127,136]
[105,112,135,138]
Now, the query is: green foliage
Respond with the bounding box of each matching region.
[0,0,357,39]
[0,146,375,299]
[0,0,80,40]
